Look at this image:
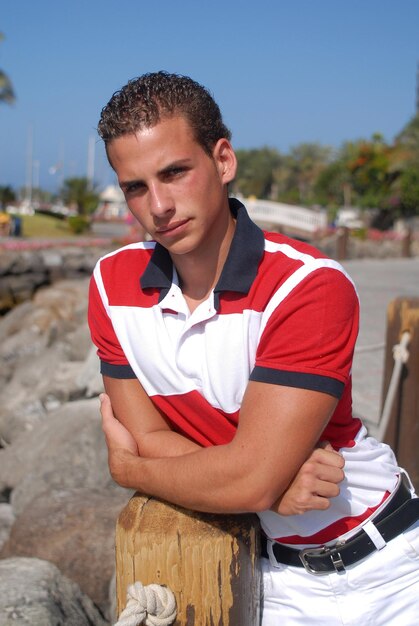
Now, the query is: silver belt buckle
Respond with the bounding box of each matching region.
[299,545,346,576]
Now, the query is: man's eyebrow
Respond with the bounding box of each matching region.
[119,159,193,189]
[158,158,192,174]
[119,178,144,190]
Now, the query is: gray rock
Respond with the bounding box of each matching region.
[3,273,48,304]
[0,300,34,343]
[0,279,95,443]
[8,251,46,275]
[0,325,51,375]
[39,249,64,269]
[77,345,104,398]
[0,342,69,444]
[0,278,90,376]
[0,398,123,516]
[65,324,95,361]
[1,488,129,618]
[31,278,90,330]
[0,557,108,625]
[0,503,15,551]
[0,254,15,276]
[108,573,117,625]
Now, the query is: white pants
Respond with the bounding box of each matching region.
[261,521,419,625]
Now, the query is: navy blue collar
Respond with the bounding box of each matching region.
[140,198,265,303]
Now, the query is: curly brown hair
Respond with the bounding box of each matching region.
[98,71,232,156]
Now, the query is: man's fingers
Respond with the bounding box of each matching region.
[304,495,331,511]
[313,477,341,499]
[99,393,138,455]
[311,446,345,469]
[99,393,114,421]
[313,462,345,484]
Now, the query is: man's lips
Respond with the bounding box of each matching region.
[155,219,190,234]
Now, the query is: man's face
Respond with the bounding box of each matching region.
[107,115,237,260]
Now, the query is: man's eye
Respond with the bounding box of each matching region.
[125,183,144,194]
[166,167,186,179]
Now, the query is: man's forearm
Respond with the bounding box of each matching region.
[138,430,201,458]
[129,434,344,516]
[111,442,270,514]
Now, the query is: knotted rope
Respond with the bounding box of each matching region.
[377,330,410,442]
[114,581,177,626]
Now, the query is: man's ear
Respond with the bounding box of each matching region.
[213,139,237,185]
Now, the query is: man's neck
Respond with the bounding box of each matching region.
[173,212,236,313]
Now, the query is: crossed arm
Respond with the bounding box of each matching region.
[101,375,345,516]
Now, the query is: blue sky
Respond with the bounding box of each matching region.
[1,0,418,194]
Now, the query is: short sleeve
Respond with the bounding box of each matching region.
[88,269,137,379]
[250,267,359,398]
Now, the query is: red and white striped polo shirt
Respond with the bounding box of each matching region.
[88,199,399,546]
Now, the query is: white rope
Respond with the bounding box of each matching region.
[377,331,410,442]
[114,581,177,626]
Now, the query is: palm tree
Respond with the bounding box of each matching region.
[61,177,99,215]
[0,32,15,105]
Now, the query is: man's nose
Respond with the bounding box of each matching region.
[149,182,174,217]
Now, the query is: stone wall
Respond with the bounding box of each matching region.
[0,277,126,624]
[0,244,115,312]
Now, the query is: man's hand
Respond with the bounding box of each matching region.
[100,393,139,488]
[272,443,345,516]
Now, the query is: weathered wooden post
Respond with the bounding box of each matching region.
[401,228,412,258]
[115,494,261,625]
[380,297,419,490]
[336,226,349,261]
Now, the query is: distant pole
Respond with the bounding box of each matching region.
[343,183,351,208]
[25,125,33,205]
[336,226,349,260]
[33,160,40,203]
[58,140,65,192]
[416,61,419,115]
[87,135,95,189]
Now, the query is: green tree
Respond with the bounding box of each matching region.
[313,160,349,209]
[313,139,373,210]
[233,147,282,199]
[271,143,332,205]
[390,115,419,217]
[398,165,419,217]
[284,143,332,204]
[396,114,419,155]
[61,177,99,215]
[0,33,15,104]
[344,134,396,209]
[0,184,16,207]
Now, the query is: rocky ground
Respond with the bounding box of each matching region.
[0,277,130,625]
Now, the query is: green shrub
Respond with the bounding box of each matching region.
[351,227,367,240]
[67,215,90,234]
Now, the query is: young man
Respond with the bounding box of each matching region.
[89,72,419,624]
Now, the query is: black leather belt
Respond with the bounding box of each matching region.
[261,476,418,575]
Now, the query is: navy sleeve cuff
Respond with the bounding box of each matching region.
[249,366,344,399]
[100,361,137,379]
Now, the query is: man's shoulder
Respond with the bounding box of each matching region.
[91,241,161,308]
[249,230,356,307]
[96,240,155,272]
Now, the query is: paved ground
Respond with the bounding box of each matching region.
[341,258,419,433]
